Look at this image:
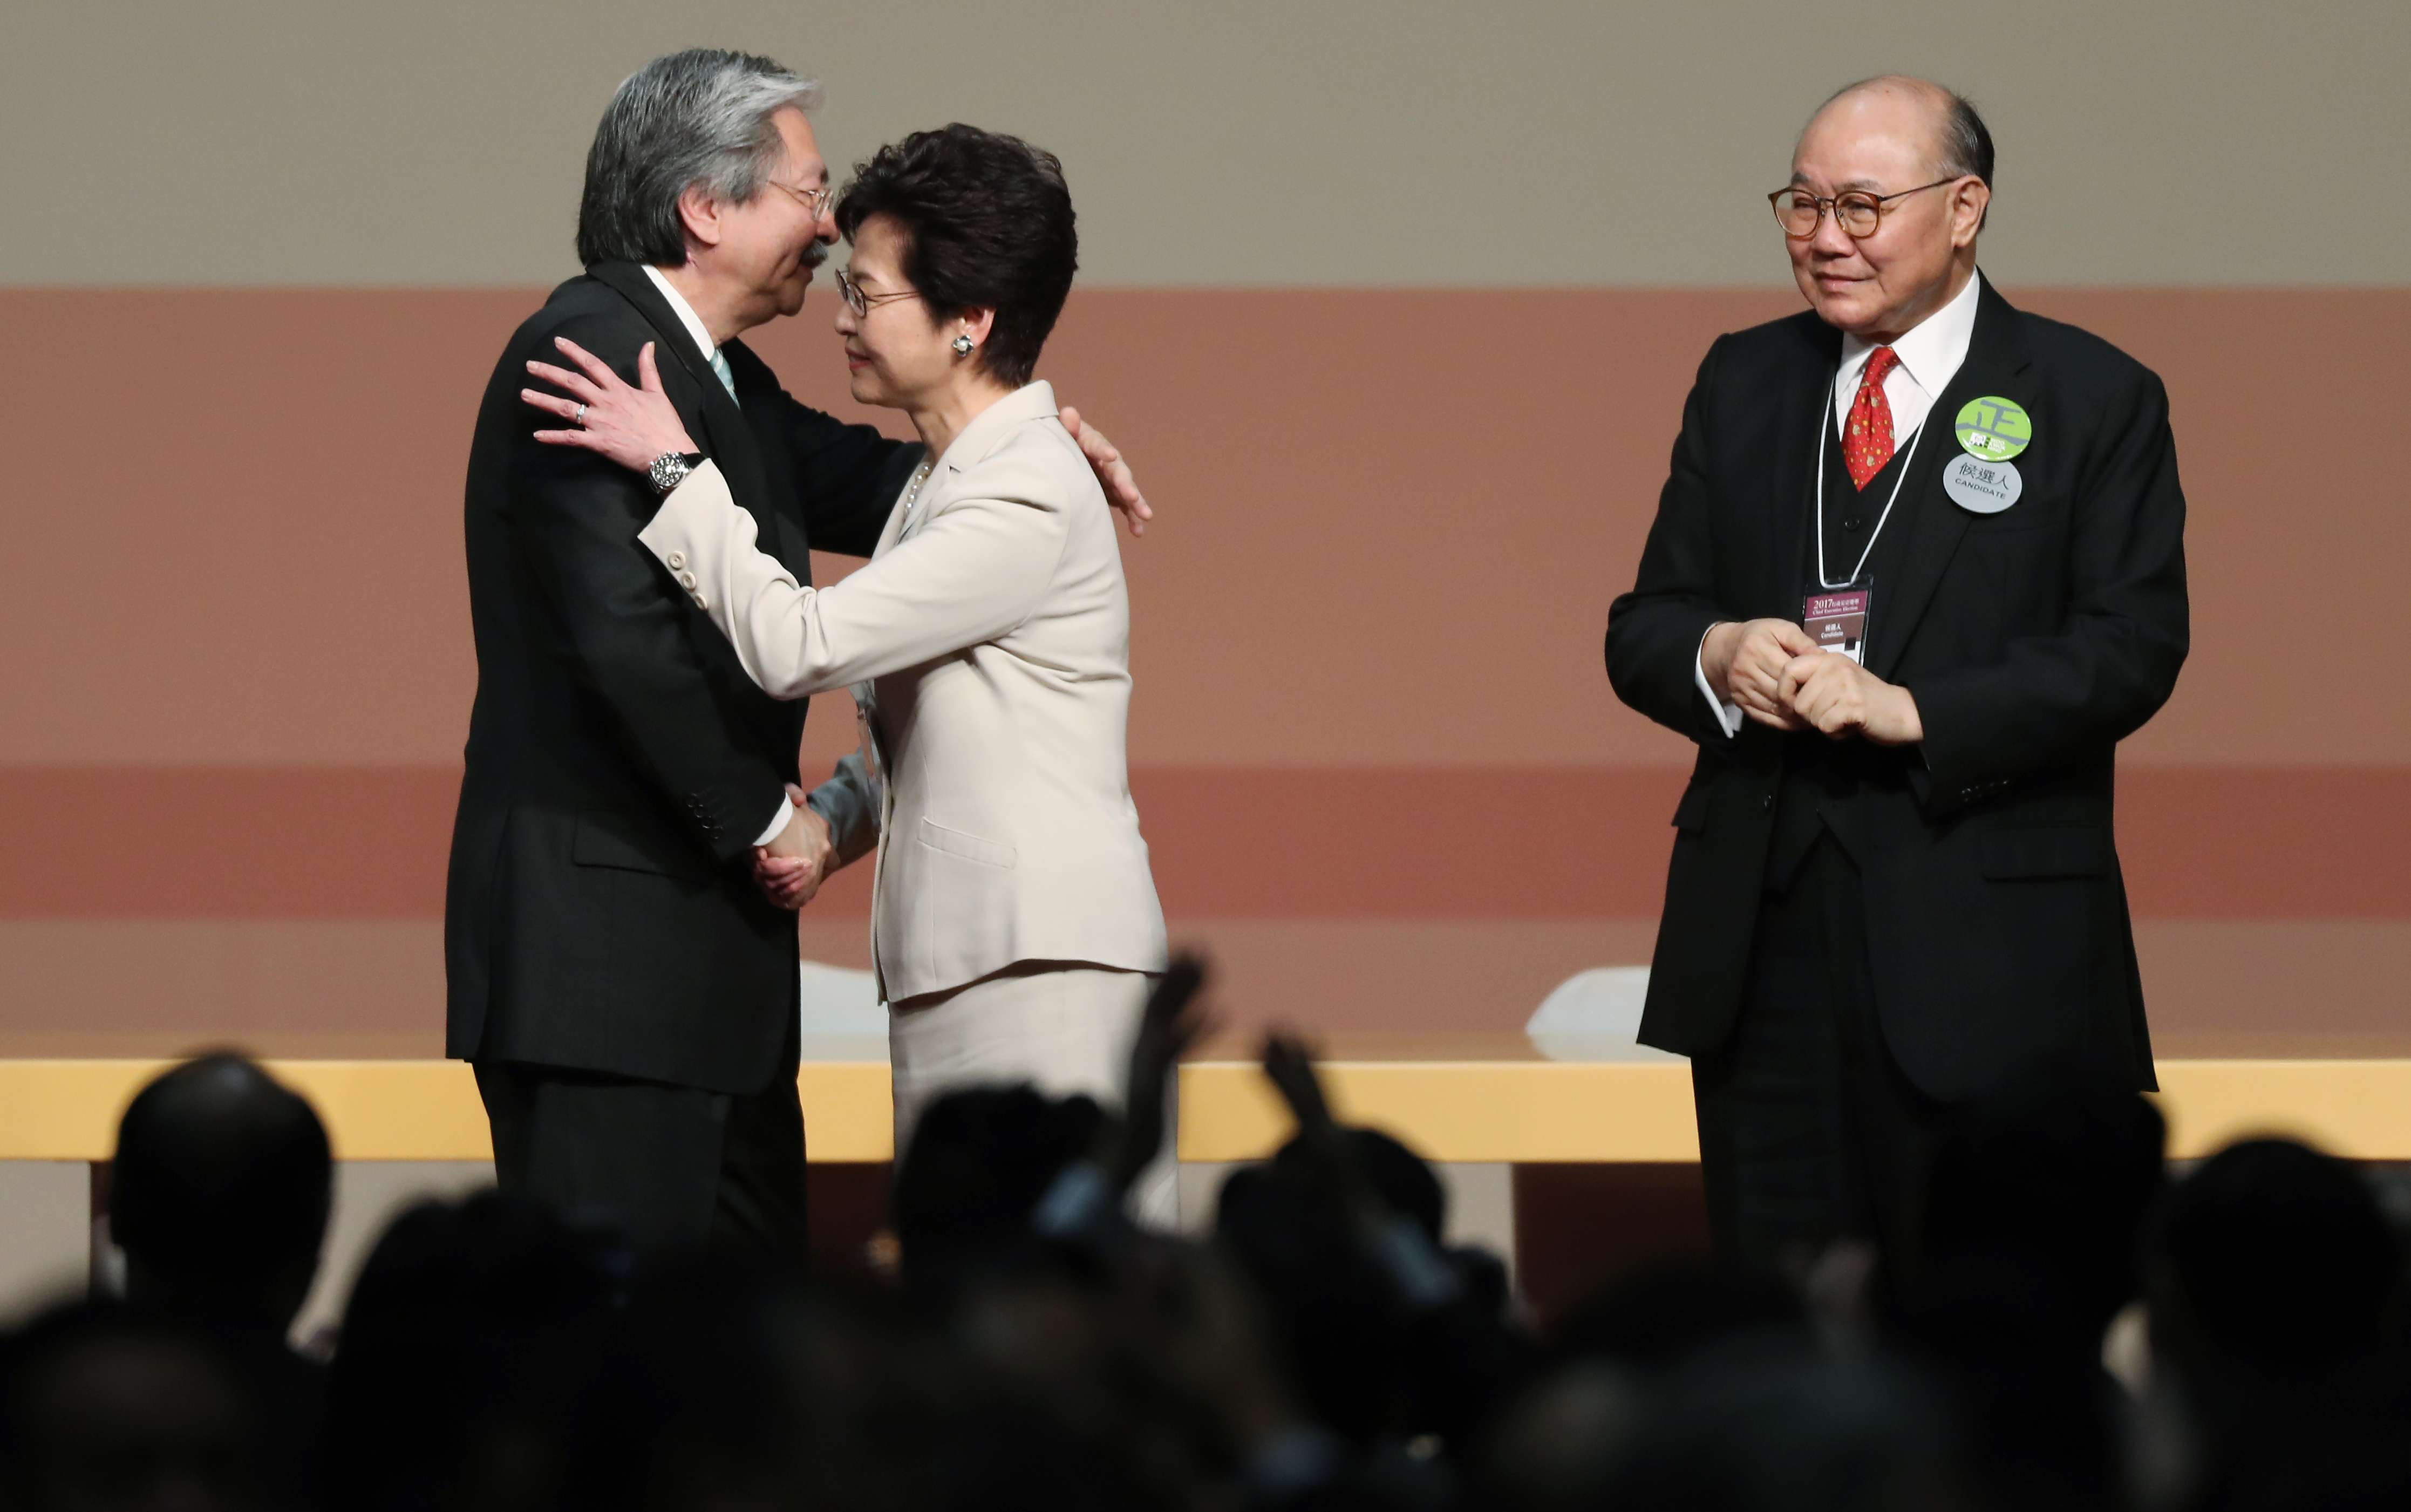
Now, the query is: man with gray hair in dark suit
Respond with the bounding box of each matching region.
[446,49,1150,1261]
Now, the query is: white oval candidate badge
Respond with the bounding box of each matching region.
[1943,454,2022,514]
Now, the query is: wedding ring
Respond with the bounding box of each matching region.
[574,403,589,425]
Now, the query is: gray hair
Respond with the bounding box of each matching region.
[576,49,822,268]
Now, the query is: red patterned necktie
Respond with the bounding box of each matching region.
[1843,345,1901,489]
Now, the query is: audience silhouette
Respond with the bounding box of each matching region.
[5,990,2409,1511]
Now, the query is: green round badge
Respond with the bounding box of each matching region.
[1954,396,2032,461]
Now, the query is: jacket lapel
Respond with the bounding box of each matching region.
[1760,319,1843,622]
[587,263,789,567]
[1866,276,2034,678]
[891,382,1059,548]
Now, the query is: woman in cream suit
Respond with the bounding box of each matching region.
[528,125,1172,1220]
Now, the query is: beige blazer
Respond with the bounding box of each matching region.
[638,380,1166,1002]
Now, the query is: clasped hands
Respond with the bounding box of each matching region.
[754,785,837,911]
[1704,618,1923,745]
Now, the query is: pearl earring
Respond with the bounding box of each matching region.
[951,333,975,355]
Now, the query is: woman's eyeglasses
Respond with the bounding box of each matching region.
[834,267,923,319]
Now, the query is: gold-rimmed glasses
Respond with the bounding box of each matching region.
[834,267,922,319]
[1769,177,1963,239]
[764,177,836,219]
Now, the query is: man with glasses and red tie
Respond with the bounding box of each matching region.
[1606,76,2188,1272]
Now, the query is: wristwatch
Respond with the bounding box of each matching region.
[648,451,708,496]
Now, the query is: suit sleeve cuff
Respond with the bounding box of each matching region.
[1694,625,1743,739]
[637,460,726,575]
[751,796,795,848]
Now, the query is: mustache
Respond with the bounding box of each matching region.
[798,242,829,271]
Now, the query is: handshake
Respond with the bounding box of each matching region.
[753,783,841,911]
[1702,617,1924,745]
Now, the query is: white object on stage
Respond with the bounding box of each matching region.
[1524,967,1684,1063]
[799,959,888,1061]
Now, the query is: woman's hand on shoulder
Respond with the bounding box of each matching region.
[522,338,699,476]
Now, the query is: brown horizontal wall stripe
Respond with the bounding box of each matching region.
[2,288,2407,768]
[2,918,2406,1047]
[1,766,2403,922]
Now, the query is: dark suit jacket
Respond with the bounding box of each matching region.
[1605,276,2188,1102]
[445,262,921,1093]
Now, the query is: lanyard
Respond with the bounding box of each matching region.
[1814,364,1928,590]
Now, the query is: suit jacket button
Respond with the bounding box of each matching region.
[694,592,709,609]
[1761,794,1773,812]
[667,551,686,569]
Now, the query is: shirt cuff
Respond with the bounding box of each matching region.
[751,796,795,848]
[1694,625,1744,739]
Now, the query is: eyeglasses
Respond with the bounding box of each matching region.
[833,267,922,319]
[764,177,836,219]
[1769,177,1964,239]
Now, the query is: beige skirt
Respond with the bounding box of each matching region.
[889,962,1176,1227]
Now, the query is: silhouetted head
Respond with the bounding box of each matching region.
[1214,1159,1411,1444]
[2146,1136,2399,1381]
[0,1298,301,1512]
[1475,1364,1649,1512]
[1891,1070,2168,1510]
[1593,1339,1963,1512]
[110,1053,332,1332]
[325,1189,623,1512]
[1550,1259,1808,1372]
[890,1085,1104,1311]
[561,1254,935,1512]
[1906,1064,2165,1344]
[1272,1126,1447,1241]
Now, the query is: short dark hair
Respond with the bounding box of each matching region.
[111,1052,331,1291]
[835,124,1078,389]
[576,49,821,268]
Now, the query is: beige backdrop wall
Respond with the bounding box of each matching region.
[3,0,2407,1053]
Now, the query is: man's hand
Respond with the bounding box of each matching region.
[753,787,836,910]
[1059,405,1153,537]
[1704,618,1821,730]
[1776,652,1924,745]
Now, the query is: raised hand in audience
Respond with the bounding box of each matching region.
[1104,955,1210,1196]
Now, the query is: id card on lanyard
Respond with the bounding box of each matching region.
[1807,372,1929,667]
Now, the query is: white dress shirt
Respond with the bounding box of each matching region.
[643,264,789,845]
[1693,269,1985,738]
[641,264,738,398]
